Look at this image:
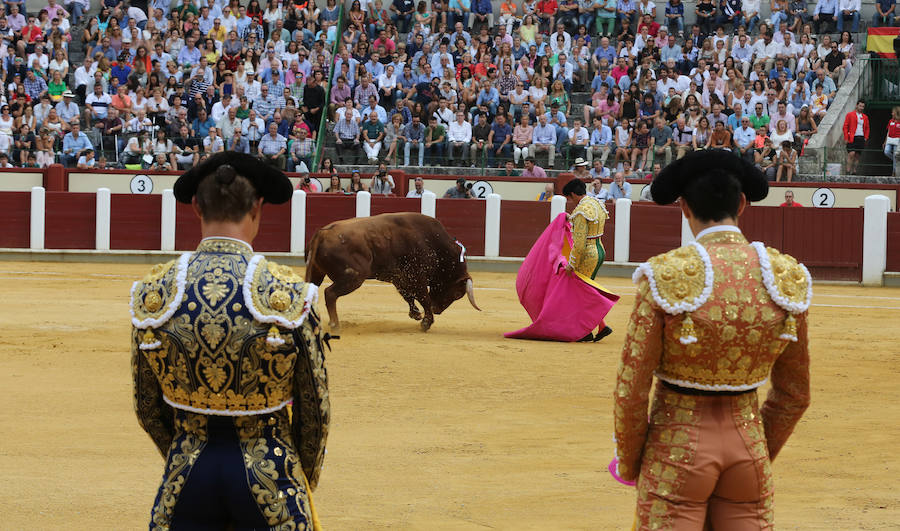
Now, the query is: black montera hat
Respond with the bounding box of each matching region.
[174,151,293,204]
[650,149,768,205]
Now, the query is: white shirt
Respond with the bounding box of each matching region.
[753,39,782,59]
[448,120,473,142]
[568,127,589,145]
[839,0,860,12]
[74,64,97,88]
[335,107,361,123]
[855,112,864,136]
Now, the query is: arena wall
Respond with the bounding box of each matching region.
[1,185,895,284]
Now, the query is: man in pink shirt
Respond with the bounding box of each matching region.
[522,157,548,178]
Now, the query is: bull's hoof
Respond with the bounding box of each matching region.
[328,322,341,334]
[420,317,433,332]
[409,309,423,321]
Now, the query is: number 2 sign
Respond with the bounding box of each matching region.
[812,187,835,208]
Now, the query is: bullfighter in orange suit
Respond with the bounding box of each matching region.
[613,150,812,530]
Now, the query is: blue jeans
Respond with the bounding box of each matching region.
[873,13,895,26]
[578,12,595,29]
[837,10,860,31]
[404,140,424,166]
[744,14,760,33]
[489,142,511,166]
[667,16,684,34]
[554,125,568,151]
[716,13,743,28]
[770,10,788,28]
[66,1,84,24]
[391,12,413,33]
[426,141,446,165]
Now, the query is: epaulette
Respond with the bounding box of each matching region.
[130,253,191,349]
[570,195,608,223]
[243,256,319,347]
[751,242,812,341]
[633,242,714,344]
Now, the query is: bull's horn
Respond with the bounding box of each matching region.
[466,278,481,311]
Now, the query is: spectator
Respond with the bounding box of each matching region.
[587,178,609,199]
[536,182,555,201]
[425,114,448,165]
[522,157,548,178]
[813,0,838,32]
[258,122,288,169]
[874,0,896,26]
[362,110,386,164]
[470,112,492,167]
[649,118,674,166]
[61,122,92,167]
[776,140,798,182]
[780,190,803,206]
[448,110,473,162]
[444,178,476,199]
[608,171,632,199]
[512,114,534,165]
[587,116,613,167]
[837,0,860,32]
[227,129,251,155]
[370,163,396,194]
[843,100,868,175]
[402,114,426,166]
[733,116,758,162]
[567,118,590,160]
[290,128,315,172]
[488,113,512,167]
[406,176,431,197]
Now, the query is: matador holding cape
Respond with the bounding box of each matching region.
[612,150,811,530]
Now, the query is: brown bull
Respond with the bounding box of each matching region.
[304,213,481,332]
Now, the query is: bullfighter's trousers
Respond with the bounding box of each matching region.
[633,382,775,530]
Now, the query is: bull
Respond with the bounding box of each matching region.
[304,212,481,332]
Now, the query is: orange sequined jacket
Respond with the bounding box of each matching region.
[613,226,812,481]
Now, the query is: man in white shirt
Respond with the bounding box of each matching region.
[447,110,472,161]
[433,98,455,128]
[406,177,432,197]
[837,0,861,31]
[742,0,761,33]
[335,97,362,124]
[778,32,800,71]
[73,55,96,102]
[753,31,781,72]
[210,94,235,123]
[567,118,590,160]
[550,23,572,52]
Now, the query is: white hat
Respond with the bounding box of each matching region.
[575,157,589,167]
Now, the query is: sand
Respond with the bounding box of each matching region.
[0,262,898,530]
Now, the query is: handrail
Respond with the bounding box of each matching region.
[311,5,344,171]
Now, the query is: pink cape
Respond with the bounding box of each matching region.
[504,213,619,342]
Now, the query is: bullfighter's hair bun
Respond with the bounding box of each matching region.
[650,149,768,205]
[174,151,293,205]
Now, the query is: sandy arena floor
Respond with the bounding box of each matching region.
[0,261,898,530]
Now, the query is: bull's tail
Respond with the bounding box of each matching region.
[304,233,327,285]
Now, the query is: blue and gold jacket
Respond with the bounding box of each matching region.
[130,237,330,488]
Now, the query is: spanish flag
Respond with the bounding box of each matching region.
[867,27,900,58]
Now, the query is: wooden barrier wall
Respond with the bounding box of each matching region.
[630,204,682,262]
[111,194,161,250]
[0,191,30,248]
[0,190,887,281]
[45,192,95,249]
[436,199,487,256]
[887,212,900,273]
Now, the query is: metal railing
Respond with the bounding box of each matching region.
[860,56,900,106]
[311,6,344,172]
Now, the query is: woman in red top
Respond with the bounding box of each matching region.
[883,106,900,176]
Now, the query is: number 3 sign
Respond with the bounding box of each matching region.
[130,174,153,194]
